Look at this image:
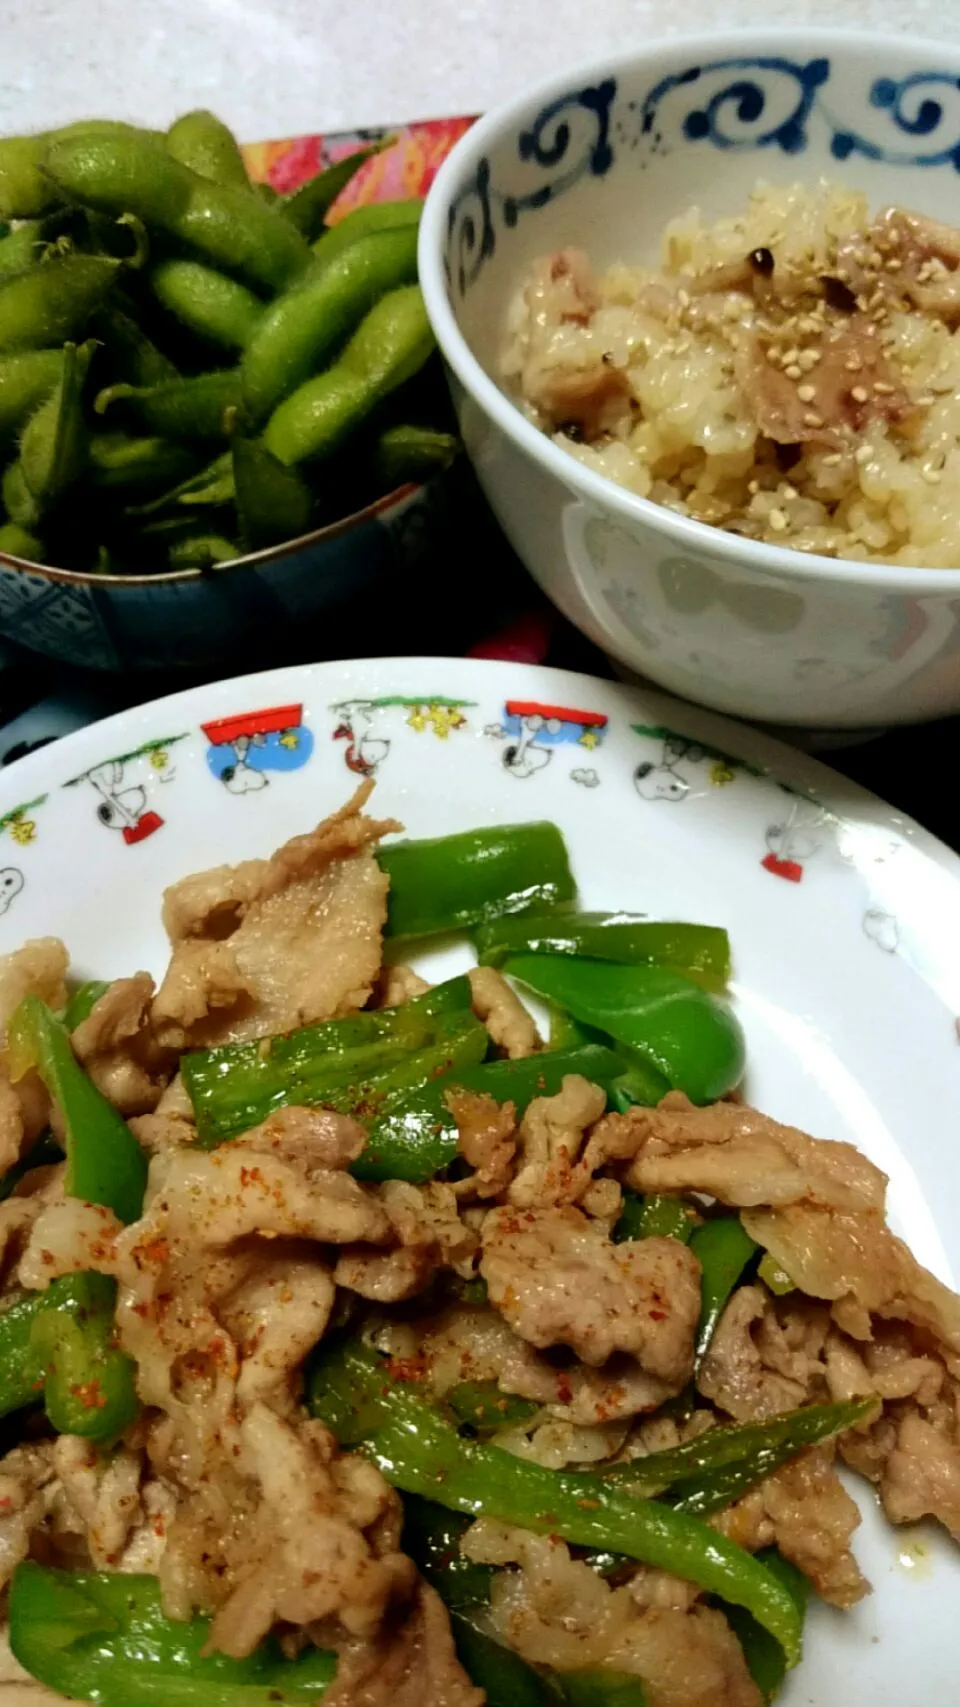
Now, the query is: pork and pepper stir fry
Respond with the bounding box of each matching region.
[0,783,955,1707]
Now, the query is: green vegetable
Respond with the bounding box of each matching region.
[505,956,745,1106]
[0,220,46,280]
[62,979,111,1029]
[7,994,146,1222]
[44,131,310,294]
[560,1674,649,1707]
[263,282,434,465]
[375,421,459,487]
[354,1042,626,1184]
[9,1564,337,1707]
[241,224,420,422]
[453,1616,565,1707]
[724,1551,809,1701]
[0,253,119,351]
[307,1339,804,1667]
[402,1494,495,1610]
[167,533,240,570]
[166,109,251,189]
[87,431,197,494]
[474,913,732,992]
[95,371,240,440]
[310,197,422,264]
[232,433,312,548]
[150,258,264,351]
[0,121,160,219]
[758,1252,796,1296]
[379,821,576,940]
[601,1398,875,1512]
[281,142,387,240]
[689,1216,759,1373]
[20,339,92,503]
[447,1380,541,1430]
[0,520,42,558]
[91,305,179,386]
[2,460,40,527]
[0,348,64,440]
[614,1191,693,1244]
[182,976,477,1146]
[0,1271,136,1437]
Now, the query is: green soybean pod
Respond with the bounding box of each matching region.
[2,461,40,528]
[87,431,197,493]
[263,283,435,466]
[150,258,264,351]
[91,306,180,387]
[167,532,239,569]
[0,222,46,281]
[166,109,251,188]
[241,224,420,421]
[281,140,386,240]
[310,198,422,267]
[0,120,161,219]
[95,371,240,440]
[375,423,459,487]
[0,349,64,439]
[44,132,310,294]
[0,521,42,559]
[20,340,92,502]
[0,254,119,352]
[233,434,312,547]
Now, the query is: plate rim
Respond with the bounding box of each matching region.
[1,652,956,882]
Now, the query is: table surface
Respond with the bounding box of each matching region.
[0,3,957,850]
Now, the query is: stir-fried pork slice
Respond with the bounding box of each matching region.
[219,1253,336,1408]
[474,1524,761,1707]
[468,966,541,1059]
[0,1164,65,1288]
[740,1204,960,1354]
[208,1406,415,1658]
[615,1093,886,1213]
[323,1582,483,1707]
[18,1198,122,1290]
[373,964,430,1007]
[334,1180,478,1304]
[0,939,69,1172]
[698,1286,817,1419]
[481,1204,699,1381]
[153,783,399,1047]
[880,1410,960,1538]
[51,1436,149,1571]
[507,1075,609,1211]
[449,1089,518,1201]
[760,1445,868,1606]
[0,1443,57,1589]
[70,973,176,1115]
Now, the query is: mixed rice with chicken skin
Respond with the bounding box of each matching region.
[0,781,957,1707]
[503,180,960,566]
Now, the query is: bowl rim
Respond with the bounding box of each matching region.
[419,24,960,593]
[0,478,425,588]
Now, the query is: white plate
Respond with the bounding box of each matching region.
[0,654,957,1704]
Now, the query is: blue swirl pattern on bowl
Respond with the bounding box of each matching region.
[446,55,960,295]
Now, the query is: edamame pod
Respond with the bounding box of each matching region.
[281,140,385,240]
[241,224,419,420]
[95,370,240,440]
[263,283,434,465]
[310,197,421,265]
[0,254,119,352]
[44,132,310,293]
[20,340,93,503]
[0,348,64,438]
[150,258,264,351]
[166,109,250,188]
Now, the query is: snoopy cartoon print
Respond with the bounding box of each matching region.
[761,796,830,883]
[331,701,391,778]
[0,868,23,915]
[85,759,163,843]
[633,734,707,803]
[487,700,608,779]
[203,705,315,794]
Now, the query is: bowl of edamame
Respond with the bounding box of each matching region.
[0,112,460,671]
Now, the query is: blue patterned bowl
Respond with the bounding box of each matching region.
[0,476,450,673]
[421,30,960,728]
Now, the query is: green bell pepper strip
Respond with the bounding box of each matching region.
[0,1272,137,1437]
[560,1674,649,1707]
[475,913,732,992]
[723,1551,809,1702]
[689,1217,759,1374]
[600,1398,875,1511]
[547,1011,671,1112]
[182,976,477,1145]
[402,1493,495,1610]
[452,1615,566,1707]
[8,995,146,1222]
[758,1252,796,1296]
[379,822,576,940]
[353,1042,626,1184]
[504,956,745,1107]
[614,1192,694,1245]
[307,1340,803,1667]
[26,1271,139,1437]
[9,1563,337,1707]
[447,1380,541,1431]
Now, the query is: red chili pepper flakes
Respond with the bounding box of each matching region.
[69,1380,107,1410]
[387,1353,428,1384]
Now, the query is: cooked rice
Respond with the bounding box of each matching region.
[502,180,960,567]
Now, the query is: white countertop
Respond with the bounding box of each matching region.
[2,0,951,139]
